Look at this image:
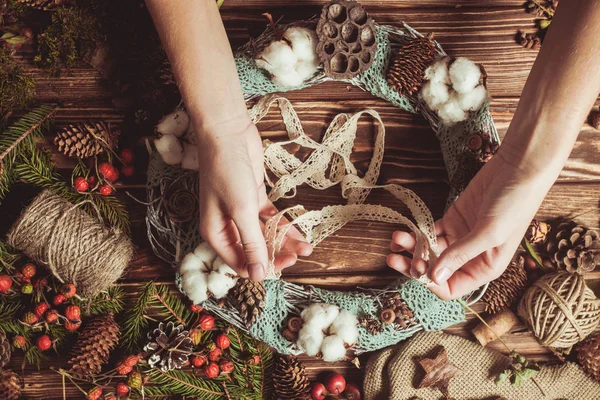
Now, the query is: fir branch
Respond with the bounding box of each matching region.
[0,239,19,273]
[152,284,194,327]
[141,368,225,399]
[120,281,157,353]
[76,285,125,317]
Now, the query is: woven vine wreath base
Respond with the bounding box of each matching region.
[146,4,497,357]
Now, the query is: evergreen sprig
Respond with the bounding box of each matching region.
[0,239,19,273]
[120,281,157,353]
[75,285,125,317]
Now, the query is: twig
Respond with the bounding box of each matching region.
[154,369,225,396]
[151,293,186,327]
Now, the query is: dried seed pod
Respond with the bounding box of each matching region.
[316,0,377,79]
[379,308,396,324]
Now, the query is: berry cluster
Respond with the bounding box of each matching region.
[85,355,141,399]
[73,148,135,197]
[311,373,361,400]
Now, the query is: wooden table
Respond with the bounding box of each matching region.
[6,0,600,397]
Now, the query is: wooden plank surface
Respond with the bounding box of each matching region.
[4,0,600,398]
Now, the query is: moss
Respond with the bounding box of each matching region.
[0,47,36,121]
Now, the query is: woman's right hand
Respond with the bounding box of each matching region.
[197,118,313,281]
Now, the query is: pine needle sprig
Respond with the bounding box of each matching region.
[0,239,19,273]
[120,281,157,353]
[152,284,194,327]
[75,285,125,317]
[140,369,225,399]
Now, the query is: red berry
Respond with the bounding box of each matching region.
[13,335,26,349]
[99,184,113,196]
[311,382,327,400]
[45,309,59,323]
[127,371,143,389]
[215,333,230,350]
[120,165,135,177]
[189,304,203,313]
[61,283,77,298]
[208,346,222,362]
[204,362,220,379]
[64,320,81,331]
[20,276,31,284]
[21,283,33,294]
[21,263,37,278]
[248,354,261,366]
[116,363,132,375]
[116,381,130,396]
[87,386,102,400]
[123,355,139,367]
[191,355,207,368]
[20,27,34,40]
[65,305,81,321]
[53,294,66,306]
[36,335,52,351]
[120,148,135,164]
[325,373,346,395]
[219,359,234,373]
[199,314,215,331]
[189,328,202,346]
[87,175,98,187]
[98,162,119,182]
[0,275,12,292]
[33,277,48,288]
[21,312,38,325]
[33,302,49,317]
[74,176,89,192]
[343,382,362,400]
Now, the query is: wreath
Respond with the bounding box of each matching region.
[146,0,499,361]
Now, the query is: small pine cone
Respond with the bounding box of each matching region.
[482,255,528,314]
[359,315,383,335]
[17,0,74,10]
[0,370,21,400]
[68,313,120,378]
[577,334,600,382]
[272,355,310,400]
[525,219,551,244]
[54,121,120,159]
[233,278,266,327]
[0,331,11,369]
[517,31,542,50]
[546,219,600,274]
[387,35,437,96]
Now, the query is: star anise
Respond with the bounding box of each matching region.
[416,346,461,399]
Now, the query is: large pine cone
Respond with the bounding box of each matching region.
[17,0,73,10]
[234,278,266,327]
[577,334,600,382]
[386,35,436,96]
[546,220,599,274]
[68,313,120,378]
[482,255,528,314]
[143,321,193,371]
[0,331,11,369]
[54,121,120,159]
[273,355,310,400]
[525,219,551,244]
[0,370,20,400]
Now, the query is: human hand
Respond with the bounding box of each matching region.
[197,118,312,281]
[387,148,554,300]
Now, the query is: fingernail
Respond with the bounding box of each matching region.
[249,263,265,281]
[434,267,452,284]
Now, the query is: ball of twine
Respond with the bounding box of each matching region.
[7,190,133,297]
[518,271,600,350]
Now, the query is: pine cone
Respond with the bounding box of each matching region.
[482,255,528,314]
[0,331,11,369]
[380,292,417,329]
[0,370,20,400]
[17,0,74,10]
[359,315,383,335]
[546,220,599,274]
[233,278,266,327]
[273,355,310,400]
[54,121,120,159]
[525,219,551,244]
[517,31,542,50]
[577,334,600,382]
[68,313,120,378]
[143,321,193,371]
[386,35,436,96]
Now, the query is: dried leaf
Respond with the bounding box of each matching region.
[416,347,461,399]
[496,351,540,387]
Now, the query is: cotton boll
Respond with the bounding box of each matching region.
[296,58,320,81]
[283,27,318,61]
[438,100,467,125]
[272,68,305,88]
[181,144,199,170]
[182,272,209,304]
[420,81,450,111]
[301,304,340,330]
[207,271,237,299]
[179,252,204,276]
[154,134,183,165]
[213,257,237,277]
[185,123,197,145]
[449,57,482,94]
[156,110,190,137]
[321,304,340,328]
[255,41,298,74]
[193,242,217,264]
[321,335,347,362]
[424,57,450,84]
[456,85,489,111]
[297,325,325,356]
[329,311,359,345]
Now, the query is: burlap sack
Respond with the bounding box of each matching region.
[364,332,600,400]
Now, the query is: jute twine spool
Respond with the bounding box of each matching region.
[518,271,600,350]
[7,190,133,297]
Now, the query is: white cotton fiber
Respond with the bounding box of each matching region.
[154,134,183,165]
[193,242,217,264]
[207,271,237,299]
[420,81,450,111]
[456,84,489,111]
[179,252,203,276]
[295,59,320,81]
[438,99,467,125]
[321,304,340,328]
[297,325,325,356]
[181,144,199,170]
[182,272,209,304]
[213,257,237,277]
[329,310,359,345]
[156,110,189,137]
[272,69,305,88]
[283,27,318,62]
[449,57,482,94]
[321,335,347,362]
[255,41,298,74]
[424,57,450,84]
[301,304,340,330]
